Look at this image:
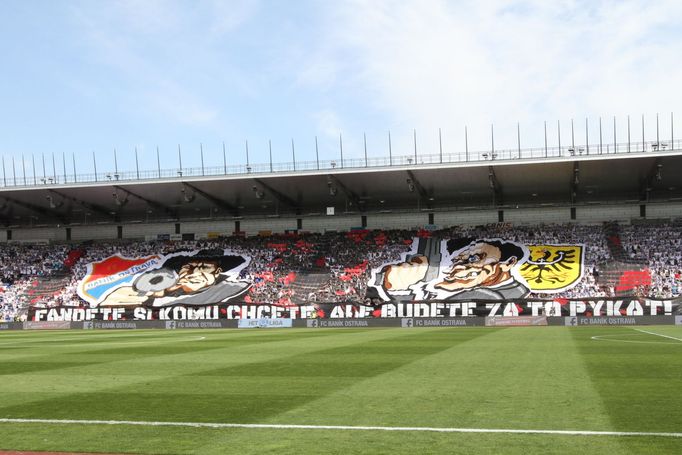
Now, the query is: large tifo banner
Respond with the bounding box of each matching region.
[25,240,681,321]
[76,249,251,307]
[367,237,586,301]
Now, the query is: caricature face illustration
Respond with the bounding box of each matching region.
[436,241,518,291]
[166,260,222,294]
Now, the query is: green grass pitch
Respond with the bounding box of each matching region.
[0,326,681,454]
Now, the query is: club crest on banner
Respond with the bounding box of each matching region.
[78,255,162,306]
[520,245,584,293]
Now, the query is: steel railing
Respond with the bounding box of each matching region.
[1,138,680,189]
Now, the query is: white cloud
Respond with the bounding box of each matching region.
[145,80,219,126]
[107,0,182,34]
[313,109,344,138]
[296,59,340,90]
[304,0,682,152]
[68,0,251,128]
[206,0,260,37]
[57,0,682,159]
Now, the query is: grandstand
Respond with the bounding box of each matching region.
[1,139,681,322]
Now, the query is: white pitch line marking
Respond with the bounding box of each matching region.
[634,328,682,343]
[590,335,675,345]
[0,418,680,438]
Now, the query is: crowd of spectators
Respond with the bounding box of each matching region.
[619,223,682,298]
[1,244,72,321]
[1,222,680,321]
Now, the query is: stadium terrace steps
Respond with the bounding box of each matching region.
[288,271,331,304]
[26,272,71,302]
[597,223,651,297]
[603,222,646,265]
[594,261,652,297]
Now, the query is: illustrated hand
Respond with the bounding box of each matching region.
[382,255,429,291]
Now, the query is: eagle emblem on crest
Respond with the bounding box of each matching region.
[519,245,584,293]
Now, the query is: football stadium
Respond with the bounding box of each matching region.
[2,2,682,454]
[1,121,681,454]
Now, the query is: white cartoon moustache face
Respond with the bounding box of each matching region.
[437,243,514,290]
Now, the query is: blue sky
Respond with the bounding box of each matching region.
[1,0,681,178]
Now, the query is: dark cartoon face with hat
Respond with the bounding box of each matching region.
[153,250,247,296]
[99,249,250,307]
[171,260,222,293]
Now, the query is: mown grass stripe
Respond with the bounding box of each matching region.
[0,418,680,438]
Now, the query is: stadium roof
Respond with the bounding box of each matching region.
[1,147,681,227]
